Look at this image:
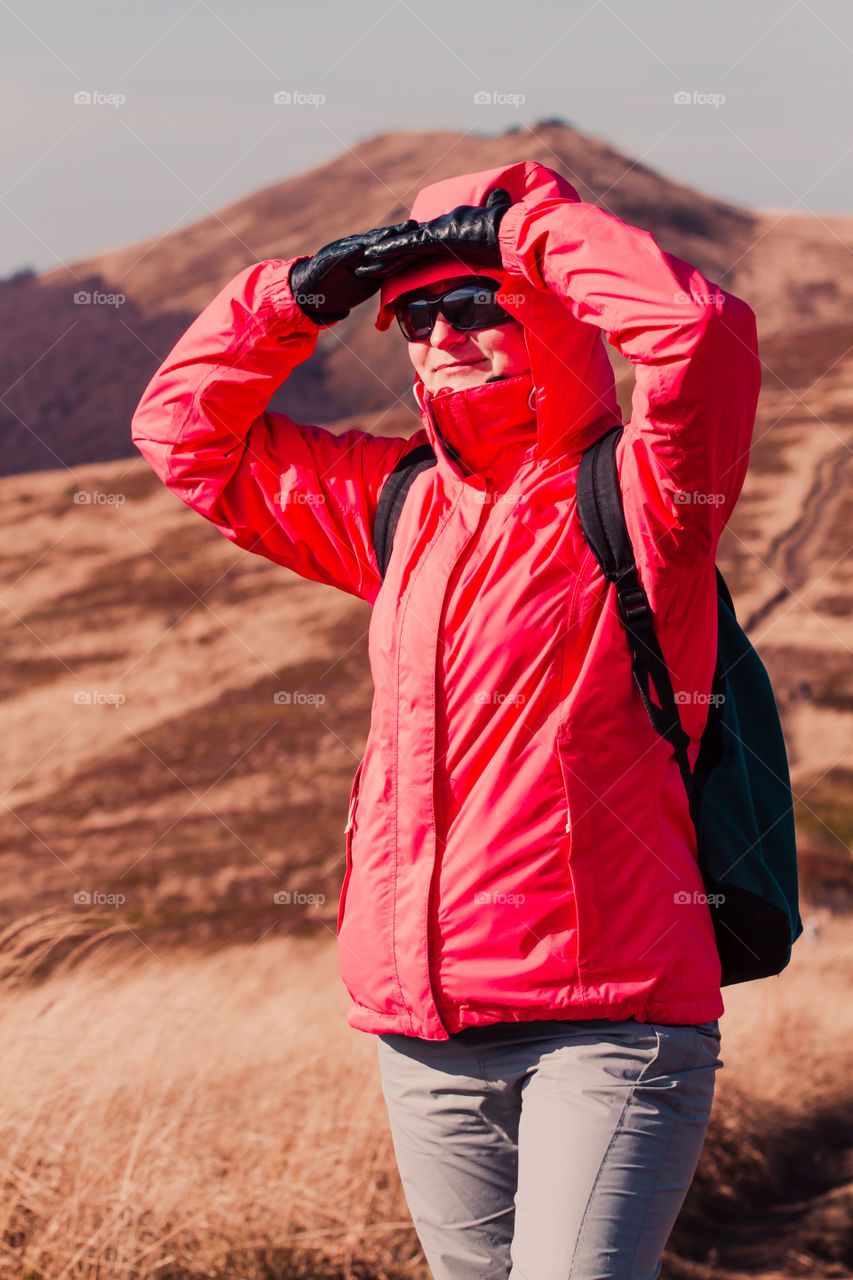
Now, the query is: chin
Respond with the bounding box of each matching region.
[429,367,492,393]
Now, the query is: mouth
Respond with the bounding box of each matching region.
[433,358,487,372]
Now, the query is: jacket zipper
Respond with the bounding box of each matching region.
[426,475,494,1030]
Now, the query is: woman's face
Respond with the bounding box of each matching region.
[403,278,530,394]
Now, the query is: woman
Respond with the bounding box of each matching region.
[131,159,761,1279]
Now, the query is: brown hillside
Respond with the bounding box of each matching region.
[1,326,850,946]
[38,119,759,317]
[1,119,850,942]
[8,118,853,478]
[1,122,851,944]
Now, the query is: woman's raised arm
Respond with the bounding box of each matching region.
[130,257,421,602]
[496,196,762,565]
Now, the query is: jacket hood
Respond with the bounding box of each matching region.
[376,160,622,469]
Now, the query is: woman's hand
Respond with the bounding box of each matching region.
[354,188,513,278]
[288,219,420,326]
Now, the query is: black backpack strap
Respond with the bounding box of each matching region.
[690,566,734,788]
[715,564,735,616]
[576,426,698,826]
[373,443,437,580]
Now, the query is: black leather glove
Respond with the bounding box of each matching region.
[288,219,419,325]
[354,188,512,279]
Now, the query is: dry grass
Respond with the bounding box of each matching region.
[0,908,850,1280]
[713,911,853,1117]
[669,906,853,1280]
[0,929,423,1280]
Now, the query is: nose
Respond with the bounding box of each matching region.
[429,311,464,346]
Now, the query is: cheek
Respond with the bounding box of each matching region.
[490,326,529,370]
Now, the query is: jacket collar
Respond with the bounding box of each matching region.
[414,372,539,485]
[413,368,621,484]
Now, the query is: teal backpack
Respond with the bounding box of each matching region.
[373,424,803,986]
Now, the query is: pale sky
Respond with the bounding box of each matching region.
[1,0,851,280]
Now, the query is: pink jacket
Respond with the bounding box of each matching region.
[131,160,761,1039]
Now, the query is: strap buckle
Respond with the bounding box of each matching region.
[616,582,653,628]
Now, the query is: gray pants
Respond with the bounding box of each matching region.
[376,1017,722,1280]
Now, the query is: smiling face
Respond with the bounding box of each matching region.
[401,277,530,394]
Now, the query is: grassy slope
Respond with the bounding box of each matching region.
[0,916,849,1280]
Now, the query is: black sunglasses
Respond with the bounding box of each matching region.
[395,282,512,342]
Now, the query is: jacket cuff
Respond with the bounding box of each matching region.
[497,201,534,276]
[263,257,329,329]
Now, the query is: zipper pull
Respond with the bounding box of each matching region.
[345,762,363,834]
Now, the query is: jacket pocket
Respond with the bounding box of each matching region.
[337,759,364,935]
[555,741,601,972]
